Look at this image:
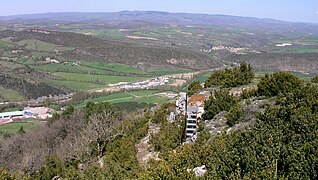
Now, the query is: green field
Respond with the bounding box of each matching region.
[289,72,314,81]
[0,107,23,113]
[0,39,15,48]
[75,90,168,108]
[30,59,148,76]
[79,61,147,75]
[13,39,73,52]
[279,47,318,53]
[31,63,107,74]
[0,121,44,138]
[26,59,155,92]
[91,29,127,39]
[193,71,214,83]
[128,90,160,96]
[50,80,105,91]
[52,72,147,85]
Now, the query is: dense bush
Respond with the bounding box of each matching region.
[150,120,183,153]
[311,75,318,83]
[142,84,318,179]
[150,104,184,153]
[203,89,237,120]
[187,81,202,96]
[1,68,317,179]
[84,102,120,121]
[257,72,304,97]
[226,103,243,126]
[241,88,257,99]
[150,104,173,124]
[115,102,155,112]
[205,62,254,88]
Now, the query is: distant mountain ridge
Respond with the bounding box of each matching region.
[1,11,318,34]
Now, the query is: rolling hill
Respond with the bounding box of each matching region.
[0,29,221,70]
[0,11,318,100]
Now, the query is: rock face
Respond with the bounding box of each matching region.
[204,111,229,140]
[193,165,207,177]
[227,98,274,134]
[184,134,197,144]
[135,123,160,168]
[204,97,275,140]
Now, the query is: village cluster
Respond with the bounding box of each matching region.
[109,77,170,90]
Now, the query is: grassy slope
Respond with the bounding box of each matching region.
[0,86,24,102]
[193,71,214,83]
[0,121,44,138]
[74,90,168,108]
[49,80,105,91]
[52,72,148,85]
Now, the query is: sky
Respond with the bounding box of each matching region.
[0,0,317,23]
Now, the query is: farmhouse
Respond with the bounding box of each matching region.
[24,107,52,119]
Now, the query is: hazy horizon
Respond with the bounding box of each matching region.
[0,0,317,23]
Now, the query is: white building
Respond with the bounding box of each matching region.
[0,111,24,121]
[0,111,24,125]
[185,106,199,139]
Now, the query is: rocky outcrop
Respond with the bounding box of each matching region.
[135,123,160,168]
[204,97,275,140]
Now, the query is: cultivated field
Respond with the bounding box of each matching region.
[74,90,169,108]
[0,120,44,139]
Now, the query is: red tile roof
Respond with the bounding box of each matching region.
[188,94,206,106]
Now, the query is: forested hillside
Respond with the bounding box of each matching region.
[0,30,220,70]
[0,70,316,179]
[0,61,66,99]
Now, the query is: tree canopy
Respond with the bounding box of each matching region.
[257,72,304,97]
[205,62,254,88]
[203,89,237,120]
[187,81,202,96]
